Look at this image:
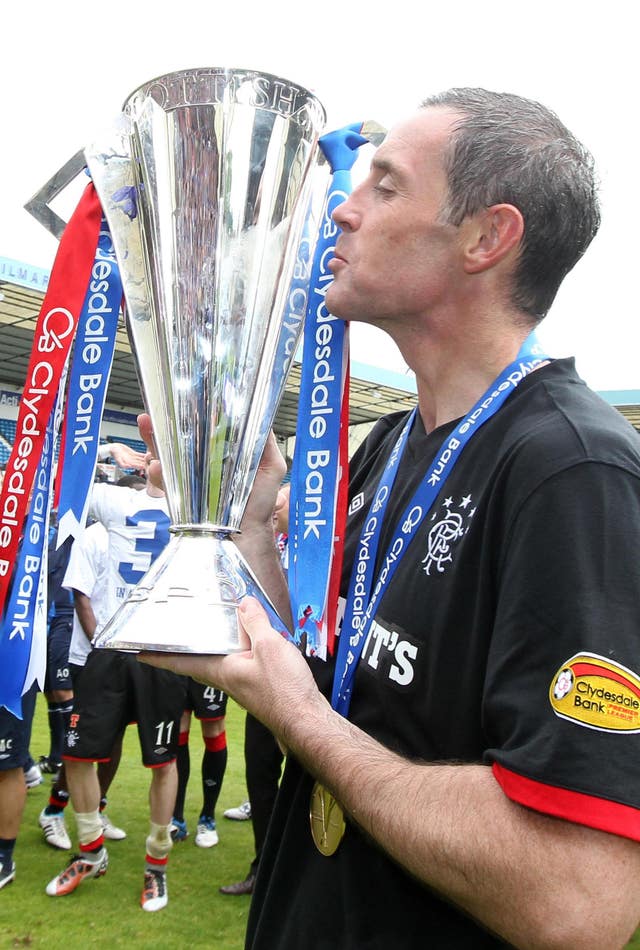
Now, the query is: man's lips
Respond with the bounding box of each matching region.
[329,249,348,270]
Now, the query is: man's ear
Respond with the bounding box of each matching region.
[463,204,524,274]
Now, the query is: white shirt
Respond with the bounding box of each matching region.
[63,521,108,666]
[87,482,170,627]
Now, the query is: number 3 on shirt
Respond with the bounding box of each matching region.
[118,509,171,585]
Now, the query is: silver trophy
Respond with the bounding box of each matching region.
[89,67,327,653]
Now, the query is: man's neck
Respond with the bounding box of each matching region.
[395,319,534,433]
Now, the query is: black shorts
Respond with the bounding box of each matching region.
[63,650,187,767]
[0,684,38,771]
[45,615,73,692]
[69,662,85,688]
[184,677,227,721]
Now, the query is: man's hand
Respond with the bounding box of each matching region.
[137,413,164,490]
[139,596,321,739]
[273,484,290,534]
[240,432,287,534]
[73,590,97,642]
[102,441,146,470]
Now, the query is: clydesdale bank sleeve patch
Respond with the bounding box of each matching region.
[549,653,640,733]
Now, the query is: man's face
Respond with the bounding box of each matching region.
[326,107,463,327]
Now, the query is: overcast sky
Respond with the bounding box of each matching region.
[1,0,637,392]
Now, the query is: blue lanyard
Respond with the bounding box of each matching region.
[332,334,548,715]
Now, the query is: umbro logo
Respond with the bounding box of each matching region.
[348,492,364,517]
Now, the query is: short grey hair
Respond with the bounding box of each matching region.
[421,88,601,322]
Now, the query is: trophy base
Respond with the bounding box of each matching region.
[93,532,279,654]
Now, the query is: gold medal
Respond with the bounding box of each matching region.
[309,781,346,856]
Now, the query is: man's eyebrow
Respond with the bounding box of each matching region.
[371,155,394,174]
[370,154,407,185]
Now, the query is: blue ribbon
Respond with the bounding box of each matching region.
[332,335,548,716]
[0,402,58,717]
[56,218,122,544]
[288,124,369,656]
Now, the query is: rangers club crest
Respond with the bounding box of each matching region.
[421,495,475,575]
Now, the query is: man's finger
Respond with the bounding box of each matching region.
[238,596,271,638]
[138,651,192,676]
[137,412,157,456]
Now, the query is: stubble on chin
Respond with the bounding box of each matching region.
[325,277,353,322]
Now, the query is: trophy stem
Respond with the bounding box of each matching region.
[93,532,278,654]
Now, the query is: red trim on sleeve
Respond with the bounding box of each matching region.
[492,762,640,842]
